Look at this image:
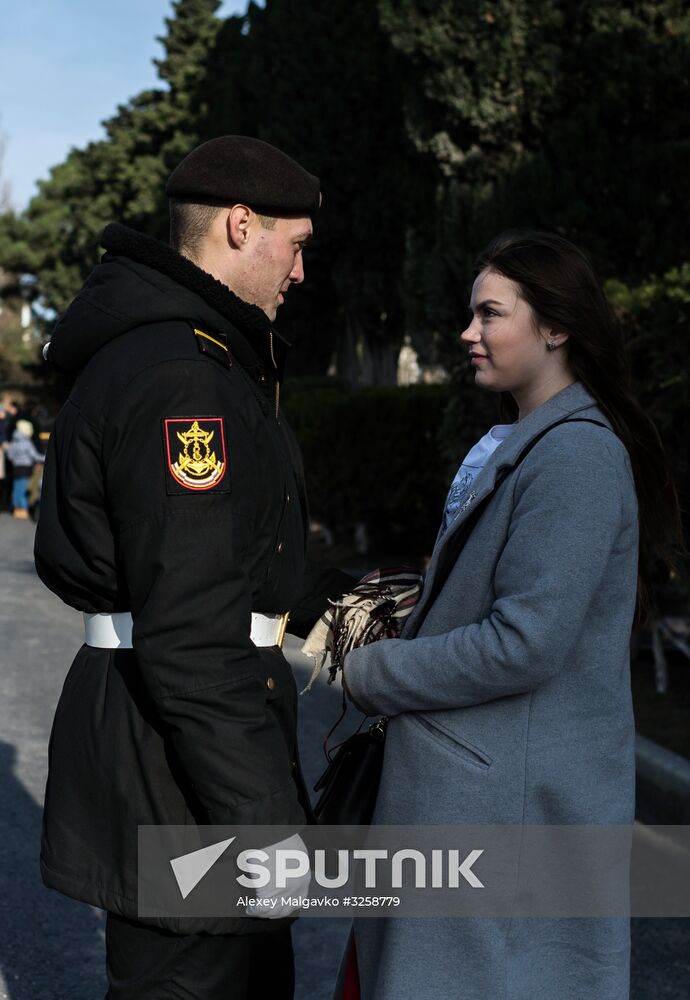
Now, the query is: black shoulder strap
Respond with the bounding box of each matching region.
[421,416,611,617]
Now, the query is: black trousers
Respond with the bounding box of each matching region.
[105,914,295,1000]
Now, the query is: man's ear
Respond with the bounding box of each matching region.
[226,204,252,249]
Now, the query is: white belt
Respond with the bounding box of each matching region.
[84,611,290,650]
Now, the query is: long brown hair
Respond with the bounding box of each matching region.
[475,229,685,628]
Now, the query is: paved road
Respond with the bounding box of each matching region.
[0,514,688,998]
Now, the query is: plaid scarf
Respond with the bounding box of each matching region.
[300,566,423,692]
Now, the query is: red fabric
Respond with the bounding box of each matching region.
[342,934,361,1000]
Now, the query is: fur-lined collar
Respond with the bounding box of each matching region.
[101,223,274,342]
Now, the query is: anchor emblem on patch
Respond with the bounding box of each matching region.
[163,417,229,493]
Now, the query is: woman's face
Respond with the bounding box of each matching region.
[460,268,556,398]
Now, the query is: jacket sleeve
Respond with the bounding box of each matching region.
[105,360,305,827]
[343,426,634,717]
[287,562,358,639]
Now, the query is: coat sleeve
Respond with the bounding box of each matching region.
[104,360,305,827]
[343,426,634,717]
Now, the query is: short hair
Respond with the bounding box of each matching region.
[169,200,278,259]
[169,199,222,261]
[256,213,277,230]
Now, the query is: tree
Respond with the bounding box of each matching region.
[0,128,39,377]
[202,0,414,383]
[2,0,223,316]
[379,0,690,357]
[377,1,563,350]
[1,0,688,397]
[0,123,12,212]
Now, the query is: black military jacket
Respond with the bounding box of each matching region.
[35,225,343,932]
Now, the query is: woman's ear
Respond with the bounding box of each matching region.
[544,330,570,351]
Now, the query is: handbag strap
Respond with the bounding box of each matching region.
[322,687,373,762]
[420,416,611,616]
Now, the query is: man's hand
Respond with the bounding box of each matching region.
[245,833,311,919]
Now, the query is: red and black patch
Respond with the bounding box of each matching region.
[163,416,230,494]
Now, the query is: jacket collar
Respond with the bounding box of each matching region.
[488,380,610,475]
[101,224,272,340]
[441,381,608,541]
[100,224,289,383]
[411,382,609,627]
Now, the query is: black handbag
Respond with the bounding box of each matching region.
[313,716,387,825]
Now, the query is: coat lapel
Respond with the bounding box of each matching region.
[403,382,611,637]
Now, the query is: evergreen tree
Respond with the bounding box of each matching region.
[382,0,690,351]
[205,0,413,383]
[2,0,223,315]
[1,0,688,399]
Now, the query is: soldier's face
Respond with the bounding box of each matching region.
[243,215,312,320]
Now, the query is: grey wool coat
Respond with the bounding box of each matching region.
[335,381,639,1000]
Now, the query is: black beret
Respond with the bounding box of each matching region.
[166,135,321,216]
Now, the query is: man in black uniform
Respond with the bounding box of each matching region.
[35,136,347,999]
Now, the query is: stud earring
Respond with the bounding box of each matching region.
[546,340,557,351]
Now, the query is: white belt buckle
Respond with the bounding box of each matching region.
[251,612,290,648]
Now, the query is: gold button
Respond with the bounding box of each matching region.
[266,677,275,691]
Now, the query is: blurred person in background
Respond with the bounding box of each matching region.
[26,404,53,519]
[7,418,44,519]
[337,230,683,1000]
[0,405,7,509]
[0,400,20,511]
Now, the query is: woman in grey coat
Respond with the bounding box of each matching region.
[336,231,682,1000]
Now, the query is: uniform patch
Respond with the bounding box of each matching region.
[163,417,229,494]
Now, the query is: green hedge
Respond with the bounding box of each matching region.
[282,381,452,555]
[608,266,690,609]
